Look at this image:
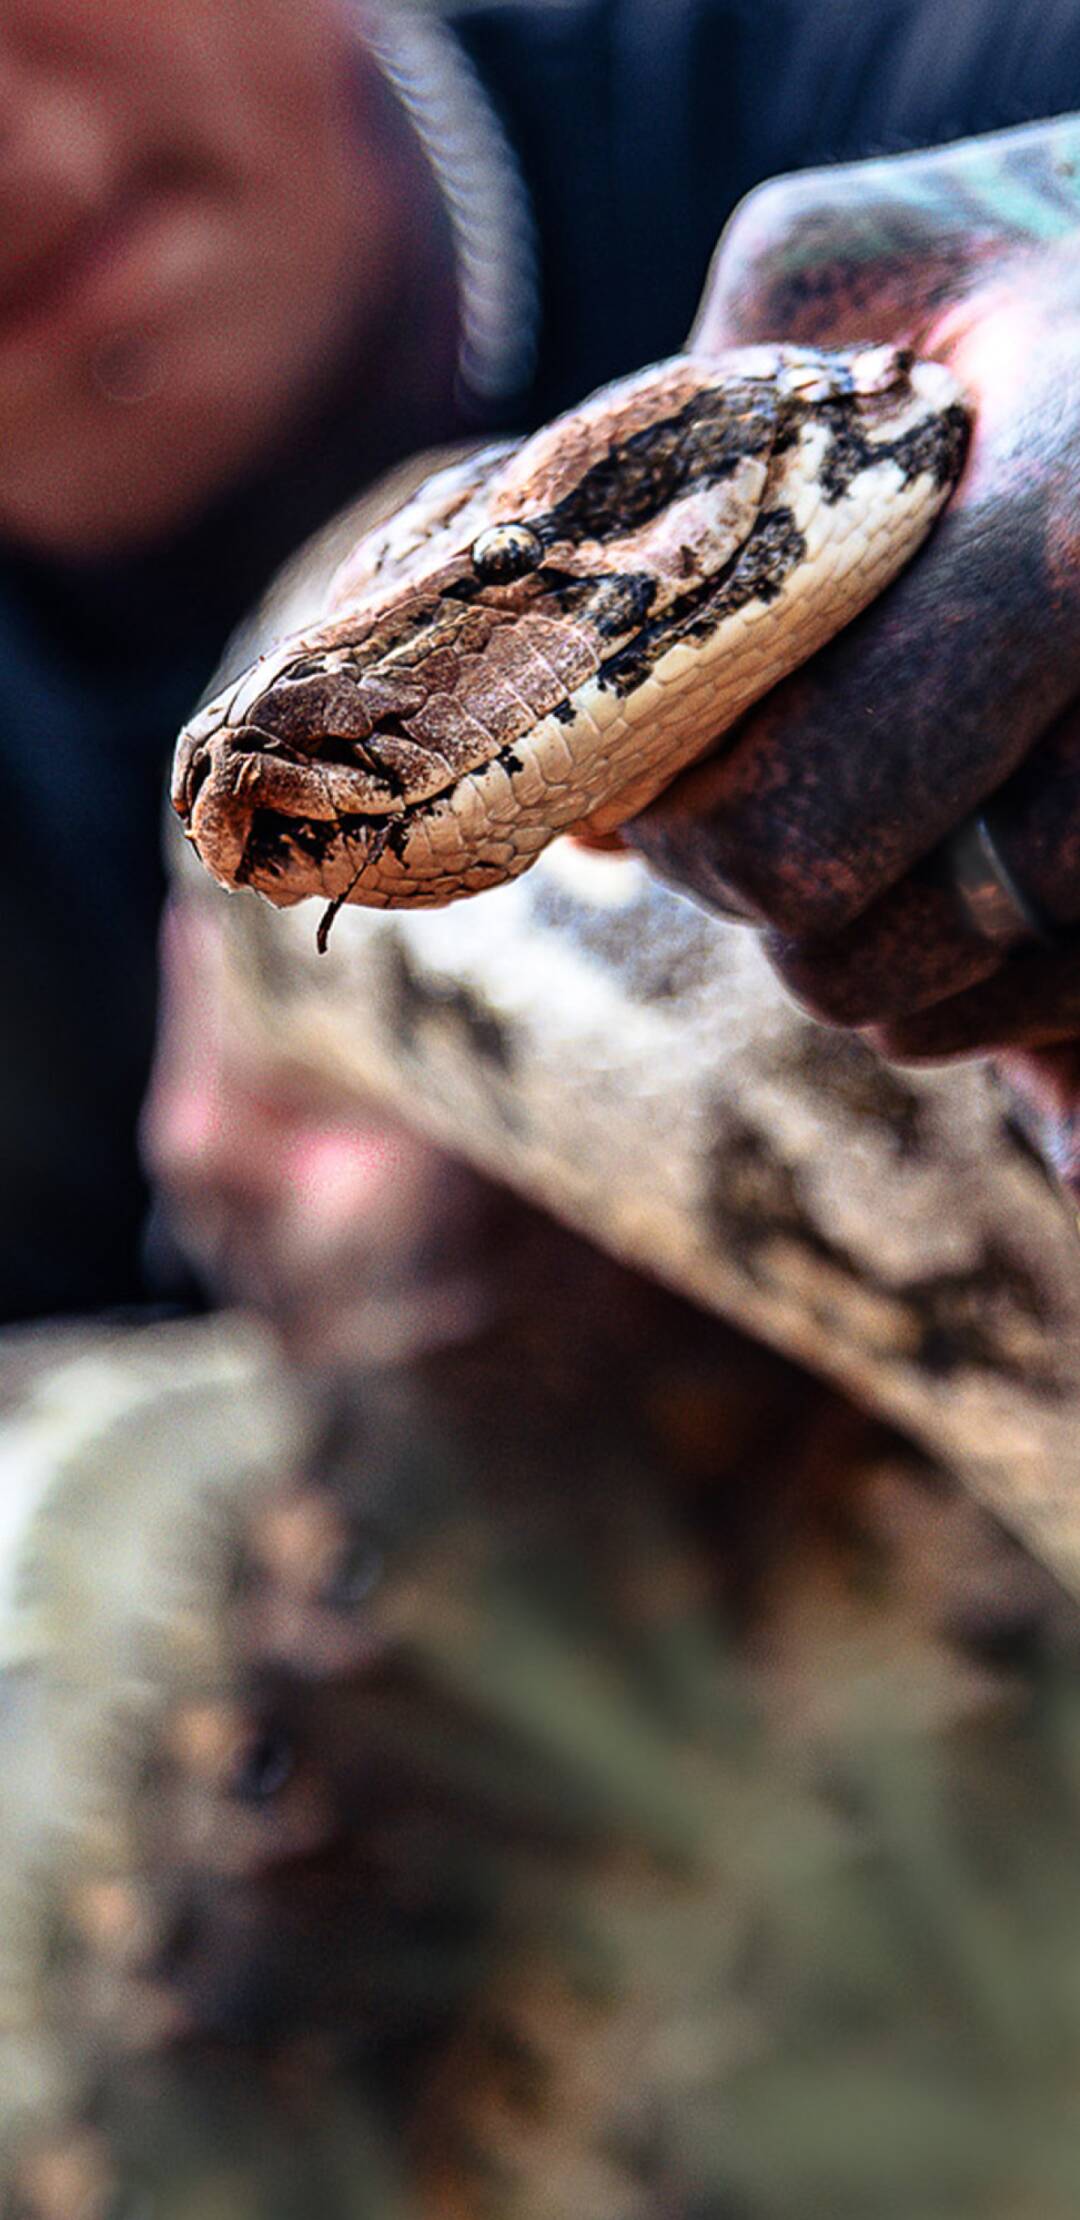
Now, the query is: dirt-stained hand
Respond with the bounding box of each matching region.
[629,118,1080,1104]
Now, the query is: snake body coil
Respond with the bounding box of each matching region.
[173,345,967,919]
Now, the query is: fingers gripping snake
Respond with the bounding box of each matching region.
[172,344,968,933]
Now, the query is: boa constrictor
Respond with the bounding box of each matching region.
[169,346,1080,1596]
[172,343,966,925]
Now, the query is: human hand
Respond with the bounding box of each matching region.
[628,118,1080,1087]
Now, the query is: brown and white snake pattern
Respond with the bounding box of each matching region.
[172,343,968,935]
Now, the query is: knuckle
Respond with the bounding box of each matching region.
[725,850,867,941]
[720,169,858,272]
[764,935,877,1027]
[723,173,803,253]
[707,178,809,302]
[862,1019,947,1064]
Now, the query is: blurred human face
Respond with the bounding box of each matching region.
[0,0,398,554]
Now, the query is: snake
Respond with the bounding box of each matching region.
[171,342,968,938]
[163,341,1080,1598]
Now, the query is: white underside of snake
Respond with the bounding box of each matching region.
[172,343,968,927]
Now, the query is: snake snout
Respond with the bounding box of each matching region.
[171,720,214,823]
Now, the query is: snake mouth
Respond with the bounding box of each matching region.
[171,636,461,893]
[176,711,532,908]
[239,805,396,890]
[175,733,394,897]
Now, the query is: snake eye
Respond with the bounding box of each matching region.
[470,522,544,584]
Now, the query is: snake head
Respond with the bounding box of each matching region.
[173,345,967,924]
